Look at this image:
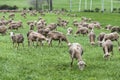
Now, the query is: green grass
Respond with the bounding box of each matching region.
[0,11,120,80]
[0,0,120,11]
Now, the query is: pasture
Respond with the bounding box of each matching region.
[0,10,120,80]
[0,0,120,12]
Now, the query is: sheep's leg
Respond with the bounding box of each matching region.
[13,42,15,47]
[36,39,39,47]
[71,58,74,67]
[58,40,61,46]
[70,52,74,68]
[22,43,24,47]
[28,41,30,46]
[48,38,52,46]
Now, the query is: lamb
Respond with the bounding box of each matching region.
[0,25,7,35]
[102,39,113,59]
[27,31,48,46]
[66,27,73,35]
[68,43,86,70]
[47,31,69,46]
[10,32,24,48]
[88,30,96,45]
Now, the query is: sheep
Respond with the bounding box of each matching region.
[97,32,106,46]
[47,31,69,46]
[66,27,73,35]
[75,27,89,36]
[46,23,57,31]
[111,26,120,33]
[10,32,24,48]
[103,32,119,46]
[88,30,96,45]
[37,28,50,37]
[9,13,15,19]
[27,31,48,46]
[105,24,112,30]
[0,25,7,35]
[68,43,86,70]
[102,39,113,59]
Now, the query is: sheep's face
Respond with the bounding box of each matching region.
[103,53,110,60]
[10,32,14,37]
[78,61,86,70]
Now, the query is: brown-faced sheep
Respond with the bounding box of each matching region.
[0,25,7,35]
[102,39,113,60]
[47,31,69,46]
[10,32,24,48]
[68,43,86,70]
[27,31,47,46]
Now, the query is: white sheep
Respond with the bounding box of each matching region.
[68,43,86,70]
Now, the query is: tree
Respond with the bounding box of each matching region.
[29,0,49,10]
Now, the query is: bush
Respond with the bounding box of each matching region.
[28,7,33,10]
[113,8,117,12]
[0,4,18,10]
[95,8,100,12]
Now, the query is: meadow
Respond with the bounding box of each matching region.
[0,0,120,80]
[0,11,120,80]
[0,0,120,12]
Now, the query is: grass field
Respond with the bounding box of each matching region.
[0,11,120,80]
[0,0,120,11]
[0,0,120,80]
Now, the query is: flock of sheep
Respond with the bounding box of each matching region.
[0,10,120,70]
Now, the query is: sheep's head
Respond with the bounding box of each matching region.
[10,32,14,37]
[103,53,110,60]
[77,61,86,70]
[91,42,95,45]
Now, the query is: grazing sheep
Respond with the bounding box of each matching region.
[97,32,106,46]
[27,31,47,46]
[10,32,24,48]
[75,27,89,36]
[111,26,120,33]
[46,23,57,31]
[66,27,73,35]
[102,39,113,59]
[103,32,119,45]
[0,25,7,35]
[37,28,50,37]
[9,13,15,19]
[68,43,86,70]
[105,24,112,30]
[88,30,96,45]
[47,31,69,46]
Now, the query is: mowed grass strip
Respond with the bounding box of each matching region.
[0,12,120,80]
